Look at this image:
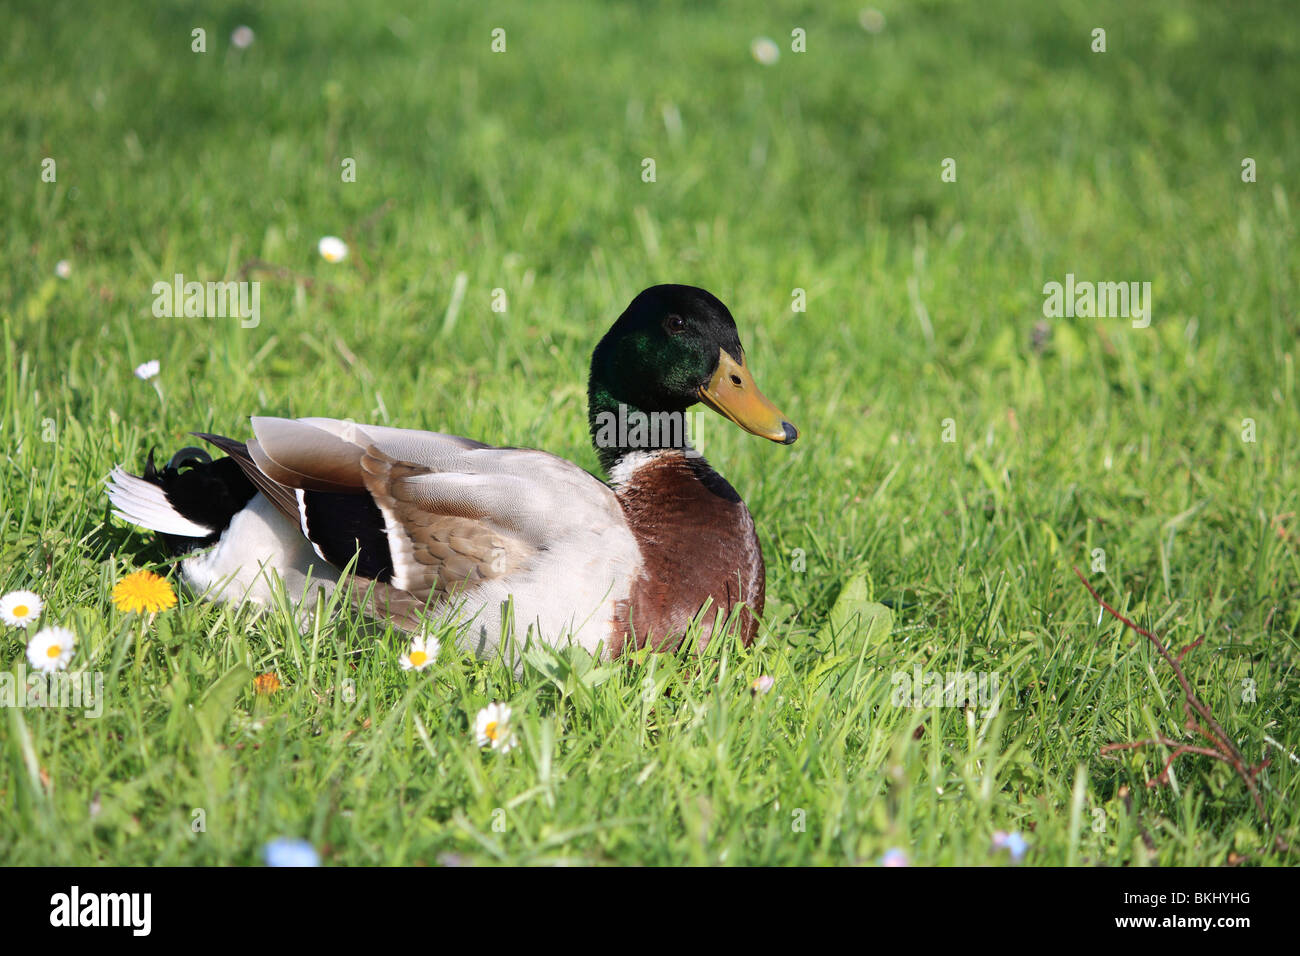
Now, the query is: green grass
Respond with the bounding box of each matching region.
[2,0,1298,865]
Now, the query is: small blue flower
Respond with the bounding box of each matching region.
[880,848,909,867]
[264,838,319,867]
[992,830,1028,861]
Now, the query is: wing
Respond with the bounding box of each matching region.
[217,416,631,618]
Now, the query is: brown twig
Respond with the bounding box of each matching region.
[1073,567,1289,854]
[235,258,321,288]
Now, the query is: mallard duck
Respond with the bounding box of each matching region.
[106,284,797,658]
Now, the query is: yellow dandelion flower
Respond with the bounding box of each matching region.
[112,569,177,614]
[253,672,282,695]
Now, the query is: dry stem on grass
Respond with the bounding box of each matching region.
[1073,567,1289,855]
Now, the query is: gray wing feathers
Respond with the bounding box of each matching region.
[240,416,628,600]
[248,417,623,536]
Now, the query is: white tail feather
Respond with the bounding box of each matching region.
[105,466,215,538]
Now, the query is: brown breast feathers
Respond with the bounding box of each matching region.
[608,451,765,656]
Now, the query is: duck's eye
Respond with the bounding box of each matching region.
[664,314,686,335]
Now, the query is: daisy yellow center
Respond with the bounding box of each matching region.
[484,721,500,740]
[409,650,428,667]
[46,644,61,658]
[13,605,28,617]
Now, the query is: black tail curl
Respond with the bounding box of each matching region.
[142,445,258,553]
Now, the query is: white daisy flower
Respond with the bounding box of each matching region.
[134,359,160,380]
[231,25,255,49]
[751,37,779,66]
[474,702,518,753]
[400,633,440,671]
[27,626,76,673]
[750,674,775,696]
[55,259,72,279]
[0,590,43,628]
[318,236,348,263]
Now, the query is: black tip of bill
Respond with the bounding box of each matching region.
[780,421,798,445]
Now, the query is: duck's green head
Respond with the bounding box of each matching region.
[588,285,797,470]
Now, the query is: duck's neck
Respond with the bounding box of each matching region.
[587,381,695,475]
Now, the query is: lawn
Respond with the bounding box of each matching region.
[2,0,1298,865]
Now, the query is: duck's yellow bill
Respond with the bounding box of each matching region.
[698,350,798,445]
